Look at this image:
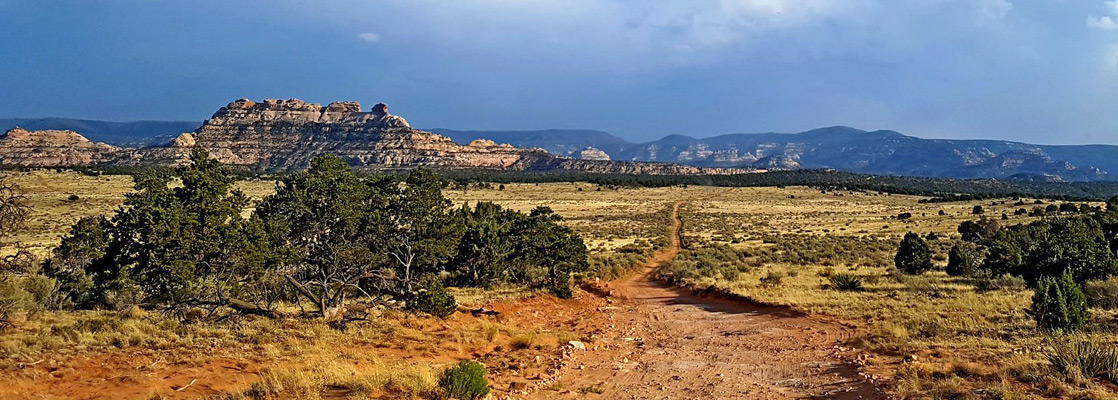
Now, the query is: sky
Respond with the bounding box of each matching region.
[2,1,1118,144]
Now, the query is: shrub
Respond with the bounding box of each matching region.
[897,212,912,220]
[0,279,32,325]
[21,274,68,310]
[408,277,458,319]
[972,270,1026,292]
[759,271,783,287]
[510,332,536,350]
[945,245,975,277]
[828,273,864,291]
[973,205,985,214]
[1045,334,1118,384]
[895,232,933,275]
[439,361,489,400]
[1029,273,1087,332]
[1085,278,1118,309]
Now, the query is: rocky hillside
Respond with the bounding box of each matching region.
[0,99,737,175]
[0,128,120,167]
[0,118,199,147]
[445,126,1118,181]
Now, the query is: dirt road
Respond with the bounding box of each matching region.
[530,201,884,399]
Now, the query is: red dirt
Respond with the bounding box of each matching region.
[0,201,884,399]
[510,201,886,399]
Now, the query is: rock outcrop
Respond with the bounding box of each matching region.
[0,98,743,175]
[575,147,611,161]
[127,98,745,174]
[128,98,559,170]
[0,128,119,167]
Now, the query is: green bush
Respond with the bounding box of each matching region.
[1029,273,1088,332]
[439,361,489,400]
[945,245,975,277]
[895,232,933,275]
[409,276,458,319]
[828,273,864,291]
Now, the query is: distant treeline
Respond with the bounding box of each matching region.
[7,164,1118,201]
[433,169,1118,201]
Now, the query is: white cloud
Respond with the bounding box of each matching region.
[1089,15,1118,30]
[356,32,380,42]
[1089,1,1118,30]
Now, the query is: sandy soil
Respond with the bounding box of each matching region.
[522,202,885,399]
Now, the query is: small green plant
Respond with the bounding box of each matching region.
[1029,273,1087,332]
[828,273,864,291]
[439,361,489,400]
[580,385,605,394]
[408,276,458,319]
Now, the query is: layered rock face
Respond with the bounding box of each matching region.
[0,128,119,167]
[135,98,741,174]
[130,98,559,170]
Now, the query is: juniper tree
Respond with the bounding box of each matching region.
[895,232,933,275]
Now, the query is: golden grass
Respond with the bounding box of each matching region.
[4,171,1115,398]
[213,359,436,400]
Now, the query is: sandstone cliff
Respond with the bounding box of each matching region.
[0,128,119,167]
[0,98,748,175]
[122,98,559,170]
[130,98,743,174]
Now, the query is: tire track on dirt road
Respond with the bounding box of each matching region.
[530,200,885,399]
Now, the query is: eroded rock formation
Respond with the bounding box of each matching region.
[0,98,746,175]
[0,128,119,167]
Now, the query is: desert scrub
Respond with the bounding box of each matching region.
[827,273,864,291]
[748,234,895,268]
[439,361,489,400]
[1045,333,1118,384]
[1084,277,1118,309]
[509,332,536,350]
[222,360,436,400]
[759,271,784,287]
[408,276,458,319]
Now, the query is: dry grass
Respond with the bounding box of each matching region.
[4,171,1116,398]
[212,359,436,400]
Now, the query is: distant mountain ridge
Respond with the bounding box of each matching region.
[3,117,1116,181]
[436,126,1118,181]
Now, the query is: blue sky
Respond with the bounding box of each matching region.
[2,0,1118,144]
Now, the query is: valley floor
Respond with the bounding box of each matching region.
[4,171,1115,399]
